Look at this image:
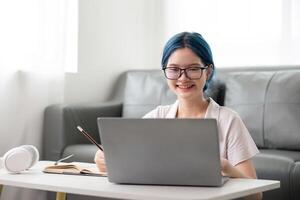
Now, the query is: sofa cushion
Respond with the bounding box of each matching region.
[259,149,300,162]
[224,71,275,148]
[264,70,300,150]
[62,144,98,163]
[253,152,294,200]
[291,162,300,200]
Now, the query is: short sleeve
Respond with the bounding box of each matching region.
[226,114,259,166]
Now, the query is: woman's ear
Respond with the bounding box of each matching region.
[206,64,214,80]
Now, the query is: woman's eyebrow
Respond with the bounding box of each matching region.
[168,63,202,67]
[167,63,180,67]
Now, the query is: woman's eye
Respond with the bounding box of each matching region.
[189,67,201,71]
[169,68,180,72]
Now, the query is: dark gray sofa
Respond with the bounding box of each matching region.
[43,66,300,200]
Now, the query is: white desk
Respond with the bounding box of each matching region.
[0,161,280,200]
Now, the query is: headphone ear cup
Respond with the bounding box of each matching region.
[20,145,39,168]
[3,147,32,173]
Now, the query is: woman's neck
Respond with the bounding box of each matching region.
[177,97,209,118]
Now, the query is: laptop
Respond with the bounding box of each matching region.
[97,118,228,186]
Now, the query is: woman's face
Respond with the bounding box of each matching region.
[165,48,210,101]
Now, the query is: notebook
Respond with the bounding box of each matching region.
[97,118,228,186]
[43,162,107,177]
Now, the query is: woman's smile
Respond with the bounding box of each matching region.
[176,82,196,91]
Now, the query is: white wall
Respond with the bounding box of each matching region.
[64,0,165,103]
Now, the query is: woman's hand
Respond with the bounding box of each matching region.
[220,158,235,177]
[94,150,107,172]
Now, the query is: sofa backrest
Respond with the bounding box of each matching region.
[121,70,176,117]
[116,66,300,150]
[219,67,300,150]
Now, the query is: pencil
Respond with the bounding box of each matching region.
[77,126,103,151]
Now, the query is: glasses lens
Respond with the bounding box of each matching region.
[164,68,180,79]
[186,67,203,79]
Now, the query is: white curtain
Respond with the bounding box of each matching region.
[0,0,77,199]
[163,0,300,67]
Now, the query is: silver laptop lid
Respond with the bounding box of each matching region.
[97,118,223,186]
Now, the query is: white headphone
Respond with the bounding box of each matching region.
[0,145,39,173]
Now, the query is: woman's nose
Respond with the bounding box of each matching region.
[178,70,189,80]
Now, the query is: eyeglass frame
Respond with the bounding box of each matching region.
[162,65,209,80]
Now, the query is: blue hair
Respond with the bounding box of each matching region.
[161,32,215,91]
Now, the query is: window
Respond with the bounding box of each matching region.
[0,0,78,72]
[164,0,300,67]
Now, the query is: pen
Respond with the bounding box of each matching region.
[54,154,74,165]
[76,126,103,151]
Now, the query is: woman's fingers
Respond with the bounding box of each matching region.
[94,150,107,172]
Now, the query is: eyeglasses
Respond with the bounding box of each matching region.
[163,66,208,80]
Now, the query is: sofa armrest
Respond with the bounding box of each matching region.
[42,101,122,161]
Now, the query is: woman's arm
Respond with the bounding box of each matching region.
[221,158,256,178]
[221,158,262,200]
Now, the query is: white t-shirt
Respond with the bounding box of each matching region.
[143,98,259,166]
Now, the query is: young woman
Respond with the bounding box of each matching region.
[95,32,261,200]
